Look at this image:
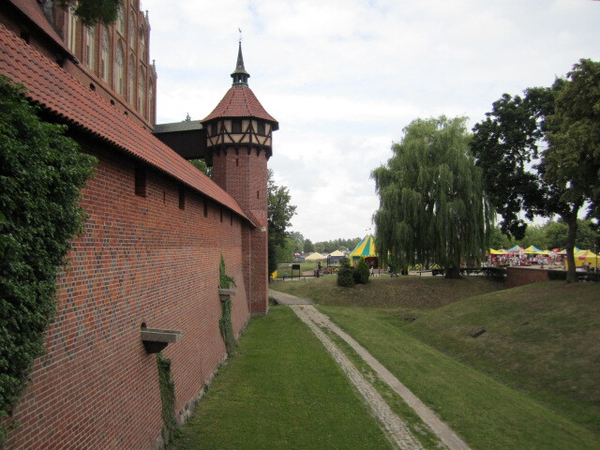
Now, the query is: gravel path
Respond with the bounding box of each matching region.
[291,305,425,450]
[297,305,471,450]
[270,289,471,449]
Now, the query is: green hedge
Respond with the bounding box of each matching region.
[0,76,96,440]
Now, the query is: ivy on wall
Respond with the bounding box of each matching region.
[0,76,96,441]
[218,254,236,356]
[157,354,178,445]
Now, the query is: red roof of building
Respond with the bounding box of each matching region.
[0,23,250,223]
[201,85,279,129]
[7,0,73,59]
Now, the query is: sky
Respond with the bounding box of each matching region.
[140,0,600,243]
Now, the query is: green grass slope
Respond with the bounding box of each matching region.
[404,280,600,436]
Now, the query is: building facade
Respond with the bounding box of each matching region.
[0,1,277,448]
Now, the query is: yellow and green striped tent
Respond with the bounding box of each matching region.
[349,234,378,267]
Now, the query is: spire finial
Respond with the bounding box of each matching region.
[231,32,250,87]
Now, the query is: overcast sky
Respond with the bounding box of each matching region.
[141,0,600,243]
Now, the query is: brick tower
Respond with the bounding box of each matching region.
[201,42,278,316]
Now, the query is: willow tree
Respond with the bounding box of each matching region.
[371,116,492,278]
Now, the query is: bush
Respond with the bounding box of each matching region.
[337,258,355,287]
[354,258,371,284]
[0,77,96,440]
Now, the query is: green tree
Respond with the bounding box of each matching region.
[289,231,305,254]
[472,60,599,282]
[268,170,296,275]
[57,0,122,26]
[336,258,355,287]
[372,116,492,278]
[0,77,96,437]
[353,258,370,284]
[304,239,314,253]
[543,59,600,273]
[190,159,212,178]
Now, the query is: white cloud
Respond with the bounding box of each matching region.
[141,0,600,242]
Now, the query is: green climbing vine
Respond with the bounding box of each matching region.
[0,76,96,442]
[218,254,236,356]
[156,354,178,445]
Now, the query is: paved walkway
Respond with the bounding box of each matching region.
[268,289,471,450]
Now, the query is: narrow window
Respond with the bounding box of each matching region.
[135,165,146,197]
[86,26,96,69]
[115,42,124,95]
[179,186,185,210]
[257,122,265,135]
[128,58,135,105]
[101,28,110,82]
[236,158,239,167]
[67,8,77,52]
[232,120,242,133]
[257,190,260,199]
[117,8,125,35]
[138,66,146,115]
[129,13,136,49]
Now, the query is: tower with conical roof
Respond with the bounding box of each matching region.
[201,42,278,316]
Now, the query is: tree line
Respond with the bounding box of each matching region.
[372,59,600,282]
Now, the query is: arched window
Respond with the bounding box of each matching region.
[128,58,135,105]
[140,29,147,60]
[85,26,96,70]
[115,42,124,95]
[138,66,146,115]
[67,8,77,52]
[129,14,136,50]
[101,28,109,82]
[117,9,125,35]
[148,79,154,123]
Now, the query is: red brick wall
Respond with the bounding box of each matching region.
[212,146,269,315]
[5,143,251,449]
[506,267,551,288]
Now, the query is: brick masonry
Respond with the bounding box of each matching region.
[4,143,253,449]
[506,267,551,288]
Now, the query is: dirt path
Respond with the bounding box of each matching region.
[269,289,470,450]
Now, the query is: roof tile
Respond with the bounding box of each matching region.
[0,23,250,223]
[201,85,278,129]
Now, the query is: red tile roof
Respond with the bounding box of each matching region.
[7,0,73,59]
[201,85,279,130]
[0,23,250,224]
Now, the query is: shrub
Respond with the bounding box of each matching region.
[0,76,96,440]
[337,258,355,287]
[354,258,371,284]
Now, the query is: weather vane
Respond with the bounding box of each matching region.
[238,28,242,43]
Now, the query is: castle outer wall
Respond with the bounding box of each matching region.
[4,141,253,450]
[0,1,269,447]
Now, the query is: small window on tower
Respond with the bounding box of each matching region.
[257,122,265,135]
[232,120,242,133]
[211,122,217,135]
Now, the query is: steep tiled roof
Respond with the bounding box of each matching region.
[201,85,279,130]
[7,0,73,59]
[0,23,250,224]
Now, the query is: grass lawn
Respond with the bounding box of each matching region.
[319,304,600,450]
[169,306,393,450]
[271,275,600,448]
[403,281,600,435]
